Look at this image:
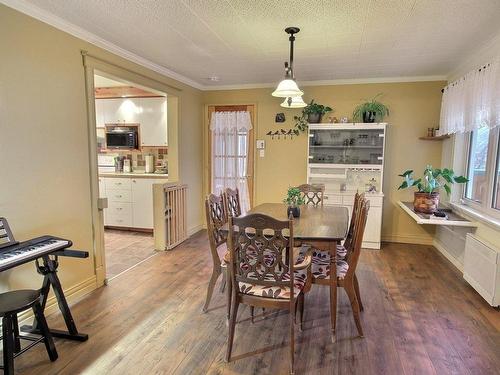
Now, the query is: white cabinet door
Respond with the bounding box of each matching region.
[99,177,108,224]
[95,100,106,127]
[363,206,382,245]
[131,179,154,229]
[138,98,168,146]
[100,98,141,125]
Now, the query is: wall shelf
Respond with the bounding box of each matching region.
[419,135,450,141]
[398,201,478,227]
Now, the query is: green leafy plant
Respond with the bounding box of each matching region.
[283,187,305,207]
[398,165,468,195]
[352,94,389,122]
[293,100,333,133]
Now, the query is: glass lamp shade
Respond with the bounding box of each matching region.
[281,96,307,108]
[271,79,303,97]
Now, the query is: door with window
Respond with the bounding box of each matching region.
[208,105,255,212]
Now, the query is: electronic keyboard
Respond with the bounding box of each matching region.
[0,235,72,272]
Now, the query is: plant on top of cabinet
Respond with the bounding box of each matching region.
[397,165,468,214]
[352,94,389,123]
[293,100,333,132]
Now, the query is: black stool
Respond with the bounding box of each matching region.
[0,290,58,374]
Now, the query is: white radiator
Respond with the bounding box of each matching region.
[464,233,500,307]
[153,183,188,250]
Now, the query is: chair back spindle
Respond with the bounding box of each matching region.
[224,188,242,217]
[297,184,325,207]
[345,199,370,277]
[205,194,228,267]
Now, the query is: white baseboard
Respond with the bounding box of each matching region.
[16,275,98,326]
[188,223,204,236]
[433,238,464,272]
[382,234,434,245]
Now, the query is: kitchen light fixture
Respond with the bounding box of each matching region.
[281,96,307,108]
[272,27,303,98]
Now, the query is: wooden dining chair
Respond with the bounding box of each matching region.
[301,198,369,337]
[224,187,242,217]
[203,193,231,320]
[297,184,325,206]
[226,213,313,375]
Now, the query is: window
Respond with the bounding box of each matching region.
[461,127,500,218]
[493,137,500,210]
[465,127,490,203]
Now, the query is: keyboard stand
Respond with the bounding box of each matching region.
[21,253,89,342]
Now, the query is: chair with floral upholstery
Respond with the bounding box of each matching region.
[302,198,370,337]
[203,193,230,319]
[226,213,312,375]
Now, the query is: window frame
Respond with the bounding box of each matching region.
[458,126,500,220]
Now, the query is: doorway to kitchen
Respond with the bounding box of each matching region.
[207,105,255,212]
[94,72,169,280]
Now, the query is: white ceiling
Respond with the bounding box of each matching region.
[11,0,500,88]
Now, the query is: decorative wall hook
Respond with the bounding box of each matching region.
[266,128,300,140]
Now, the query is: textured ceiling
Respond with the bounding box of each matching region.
[18,0,500,87]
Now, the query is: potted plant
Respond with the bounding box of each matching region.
[283,187,305,218]
[397,166,468,213]
[353,94,389,123]
[294,100,333,131]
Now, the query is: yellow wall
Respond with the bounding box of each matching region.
[203,81,446,244]
[0,5,203,296]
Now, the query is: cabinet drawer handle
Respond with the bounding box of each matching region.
[115,195,122,198]
[115,182,122,185]
[116,207,123,210]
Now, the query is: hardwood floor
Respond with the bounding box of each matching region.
[13,231,500,374]
[104,229,155,279]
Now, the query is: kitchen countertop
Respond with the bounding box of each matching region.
[99,172,168,179]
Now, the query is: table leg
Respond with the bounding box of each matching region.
[329,240,337,343]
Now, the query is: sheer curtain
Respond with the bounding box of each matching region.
[210,111,252,213]
[440,59,500,134]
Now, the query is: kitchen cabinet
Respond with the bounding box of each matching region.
[95,97,167,146]
[100,176,168,230]
[138,98,168,147]
[308,123,387,249]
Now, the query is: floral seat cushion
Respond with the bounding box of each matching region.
[238,267,307,299]
[299,247,349,280]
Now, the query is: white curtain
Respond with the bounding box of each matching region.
[210,111,252,213]
[440,59,500,134]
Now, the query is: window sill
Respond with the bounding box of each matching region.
[448,202,500,231]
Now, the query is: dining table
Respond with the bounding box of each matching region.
[247,203,349,341]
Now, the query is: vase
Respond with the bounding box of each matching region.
[307,113,322,123]
[287,206,300,218]
[362,111,376,123]
[413,192,440,214]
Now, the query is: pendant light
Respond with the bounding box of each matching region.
[272,27,303,98]
[281,96,307,108]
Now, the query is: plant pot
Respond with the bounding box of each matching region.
[362,111,376,123]
[307,113,322,123]
[413,192,439,214]
[287,206,300,218]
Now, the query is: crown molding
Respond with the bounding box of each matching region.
[1,0,205,90]
[2,0,448,92]
[205,75,447,91]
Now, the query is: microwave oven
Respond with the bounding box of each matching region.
[105,126,139,149]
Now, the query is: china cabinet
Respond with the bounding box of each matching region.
[307,123,387,249]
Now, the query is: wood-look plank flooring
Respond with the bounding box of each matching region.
[104,229,155,279]
[13,231,500,374]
